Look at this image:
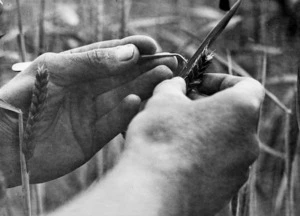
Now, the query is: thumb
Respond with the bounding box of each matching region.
[40,44,140,86]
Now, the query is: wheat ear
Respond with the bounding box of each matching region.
[184,47,214,93]
[23,65,49,161]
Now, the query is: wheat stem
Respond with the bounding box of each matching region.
[34,184,44,216]
[16,0,27,62]
[284,112,292,216]
[119,0,131,38]
[96,0,104,41]
[15,1,31,214]
[226,49,233,75]
[38,0,46,55]
[19,111,32,216]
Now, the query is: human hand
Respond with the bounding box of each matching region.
[124,73,264,215]
[0,35,177,187]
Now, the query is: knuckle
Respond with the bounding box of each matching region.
[232,80,264,114]
[239,96,261,114]
[86,50,103,65]
[86,49,117,73]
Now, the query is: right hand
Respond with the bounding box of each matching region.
[124,73,265,215]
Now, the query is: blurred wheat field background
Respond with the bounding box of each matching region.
[0,0,300,216]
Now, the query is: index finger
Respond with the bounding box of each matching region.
[197,73,246,94]
[198,73,265,110]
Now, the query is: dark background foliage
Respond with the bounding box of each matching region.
[0,0,300,215]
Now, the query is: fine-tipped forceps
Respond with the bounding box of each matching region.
[11,0,242,73]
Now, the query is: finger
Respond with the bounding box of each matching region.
[64,35,158,55]
[197,73,245,95]
[139,56,178,74]
[153,77,186,96]
[196,74,265,129]
[95,94,141,149]
[43,44,140,86]
[95,65,173,117]
[198,73,265,107]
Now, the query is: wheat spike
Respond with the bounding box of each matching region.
[184,48,214,93]
[23,65,49,161]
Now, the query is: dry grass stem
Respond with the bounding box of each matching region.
[284,112,292,216]
[33,184,44,216]
[248,164,258,216]
[16,0,27,62]
[38,0,46,55]
[259,141,285,159]
[226,49,233,75]
[96,0,104,41]
[275,175,287,215]
[19,111,32,216]
[296,68,300,131]
[15,0,31,214]
[119,0,131,38]
[261,51,267,86]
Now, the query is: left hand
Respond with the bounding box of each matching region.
[0,35,177,187]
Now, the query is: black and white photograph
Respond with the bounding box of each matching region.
[0,0,299,215]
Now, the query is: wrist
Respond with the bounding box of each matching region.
[123,139,248,216]
[102,150,187,216]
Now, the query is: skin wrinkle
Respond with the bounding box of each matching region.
[69,88,97,159]
[91,49,113,77]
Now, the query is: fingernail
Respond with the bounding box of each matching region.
[117,44,135,61]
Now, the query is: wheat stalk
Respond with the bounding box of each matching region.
[19,65,49,216]
[0,0,3,16]
[16,0,27,62]
[38,0,46,56]
[19,113,31,216]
